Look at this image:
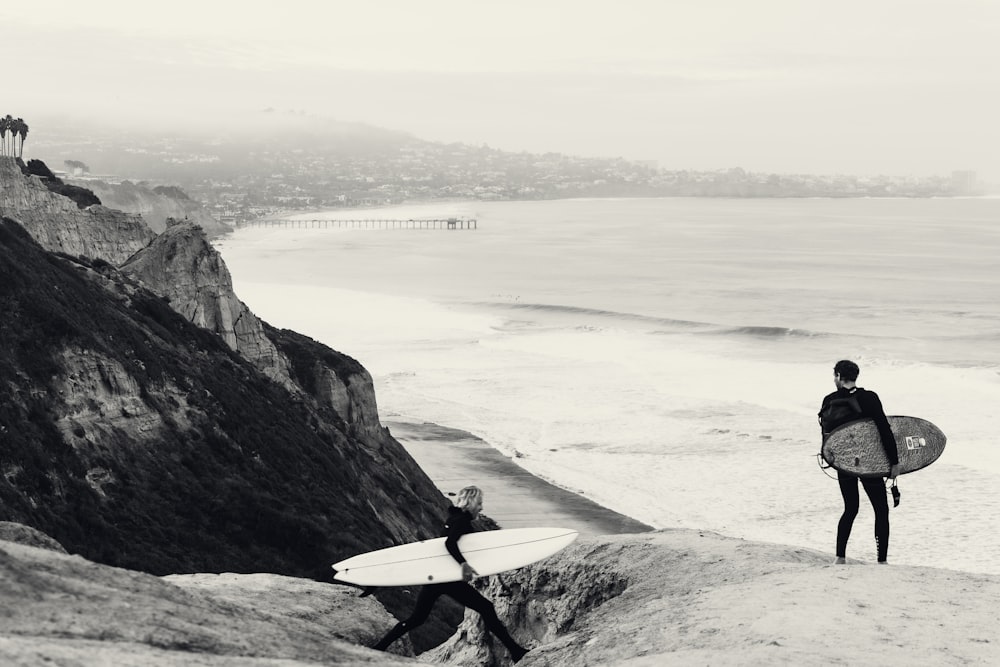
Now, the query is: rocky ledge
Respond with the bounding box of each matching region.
[4,522,998,666]
[0,524,415,666]
[430,529,1000,666]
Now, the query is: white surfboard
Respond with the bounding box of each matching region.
[332,527,579,587]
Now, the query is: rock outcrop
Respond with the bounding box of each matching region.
[0,157,154,264]
[119,220,385,438]
[0,532,415,666]
[71,178,231,238]
[0,521,68,553]
[426,529,1000,666]
[120,220,292,387]
[265,324,385,439]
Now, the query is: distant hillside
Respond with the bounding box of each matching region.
[33,111,417,183]
[30,110,967,214]
[69,179,231,238]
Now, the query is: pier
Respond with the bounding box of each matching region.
[239,217,477,230]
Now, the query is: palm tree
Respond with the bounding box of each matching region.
[2,115,14,157]
[0,115,8,157]
[9,118,19,157]
[3,115,13,157]
[15,118,28,158]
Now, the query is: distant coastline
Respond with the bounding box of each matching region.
[31,120,992,230]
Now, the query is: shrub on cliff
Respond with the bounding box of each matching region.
[266,325,366,396]
[152,185,192,200]
[46,182,102,209]
[22,158,102,209]
[24,158,57,179]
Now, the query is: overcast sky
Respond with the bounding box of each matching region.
[4,1,999,179]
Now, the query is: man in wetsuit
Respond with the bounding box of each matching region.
[372,486,528,662]
[819,360,899,564]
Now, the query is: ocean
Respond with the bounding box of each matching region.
[214,196,1000,575]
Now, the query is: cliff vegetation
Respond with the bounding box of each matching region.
[0,155,465,650]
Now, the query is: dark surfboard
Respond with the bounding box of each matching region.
[821,416,946,478]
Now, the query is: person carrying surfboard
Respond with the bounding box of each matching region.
[371,486,529,662]
[819,360,899,564]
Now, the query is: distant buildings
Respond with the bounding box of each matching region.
[35,126,992,226]
[950,170,980,196]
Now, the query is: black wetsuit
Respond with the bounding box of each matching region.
[373,506,526,661]
[819,386,898,562]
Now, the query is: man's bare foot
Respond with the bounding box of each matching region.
[834,557,846,564]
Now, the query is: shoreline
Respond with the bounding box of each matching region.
[385,420,654,537]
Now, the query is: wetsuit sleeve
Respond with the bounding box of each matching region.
[818,394,832,430]
[858,390,898,465]
[817,396,828,423]
[444,511,473,565]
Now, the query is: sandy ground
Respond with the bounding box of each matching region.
[386,420,653,536]
[426,528,1000,666]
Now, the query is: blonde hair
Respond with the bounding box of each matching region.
[454,486,483,511]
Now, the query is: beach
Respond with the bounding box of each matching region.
[216,196,1000,576]
[386,420,652,537]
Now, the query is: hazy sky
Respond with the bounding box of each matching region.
[4,1,999,179]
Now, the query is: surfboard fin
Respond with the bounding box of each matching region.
[329,577,379,597]
[329,568,377,596]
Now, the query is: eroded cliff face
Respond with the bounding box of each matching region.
[423,538,634,666]
[118,219,386,439]
[0,157,154,264]
[264,323,386,440]
[3,156,383,440]
[48,344,199,499]
[120,220,292,387]
[0,216,448,580]
[2,153,458,648]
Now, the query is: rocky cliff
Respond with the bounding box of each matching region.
[119,218,385,439]
[3,158,380,441]
[0,150,455,563]
[119,220,292,387]
[0,528,416,665]
[0,216,448,581]
[1,153,469,649]
[70,178,231,239]
[0,157,154,264]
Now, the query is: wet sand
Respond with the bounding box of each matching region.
[385,420,653,538]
